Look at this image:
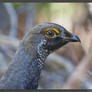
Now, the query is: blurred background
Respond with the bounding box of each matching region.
[0,3,92,89]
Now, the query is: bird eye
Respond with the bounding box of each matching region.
[46,30,55,38]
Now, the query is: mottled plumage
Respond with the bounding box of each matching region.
[0,22,80,89]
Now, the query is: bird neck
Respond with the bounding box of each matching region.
[36,40,49,70]
[0,42,49,89]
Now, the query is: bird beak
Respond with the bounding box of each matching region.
[62,33,81,42]
[70,35,81,42]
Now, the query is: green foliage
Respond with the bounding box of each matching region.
[38,3,50,8]
[12,3,24,9]
[38,3,50,11]
[50,3,74,17]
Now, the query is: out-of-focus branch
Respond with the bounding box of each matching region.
[0,34,19,59]
[4,3,18,39]
[46,53,75,73]
[62,53,92,89]
[25,3,37,32]
[0,34,19,48]
[0,34,19,78]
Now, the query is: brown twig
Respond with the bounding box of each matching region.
[62,53,92,89]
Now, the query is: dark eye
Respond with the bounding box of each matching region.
[46,30,55,38]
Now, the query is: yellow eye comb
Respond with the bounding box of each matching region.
[46,27,60,35]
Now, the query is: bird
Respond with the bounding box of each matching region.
[0,22,80,89]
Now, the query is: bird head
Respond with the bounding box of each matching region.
[23,22,80,53]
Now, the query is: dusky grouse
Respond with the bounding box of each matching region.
[0,22,80,89]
